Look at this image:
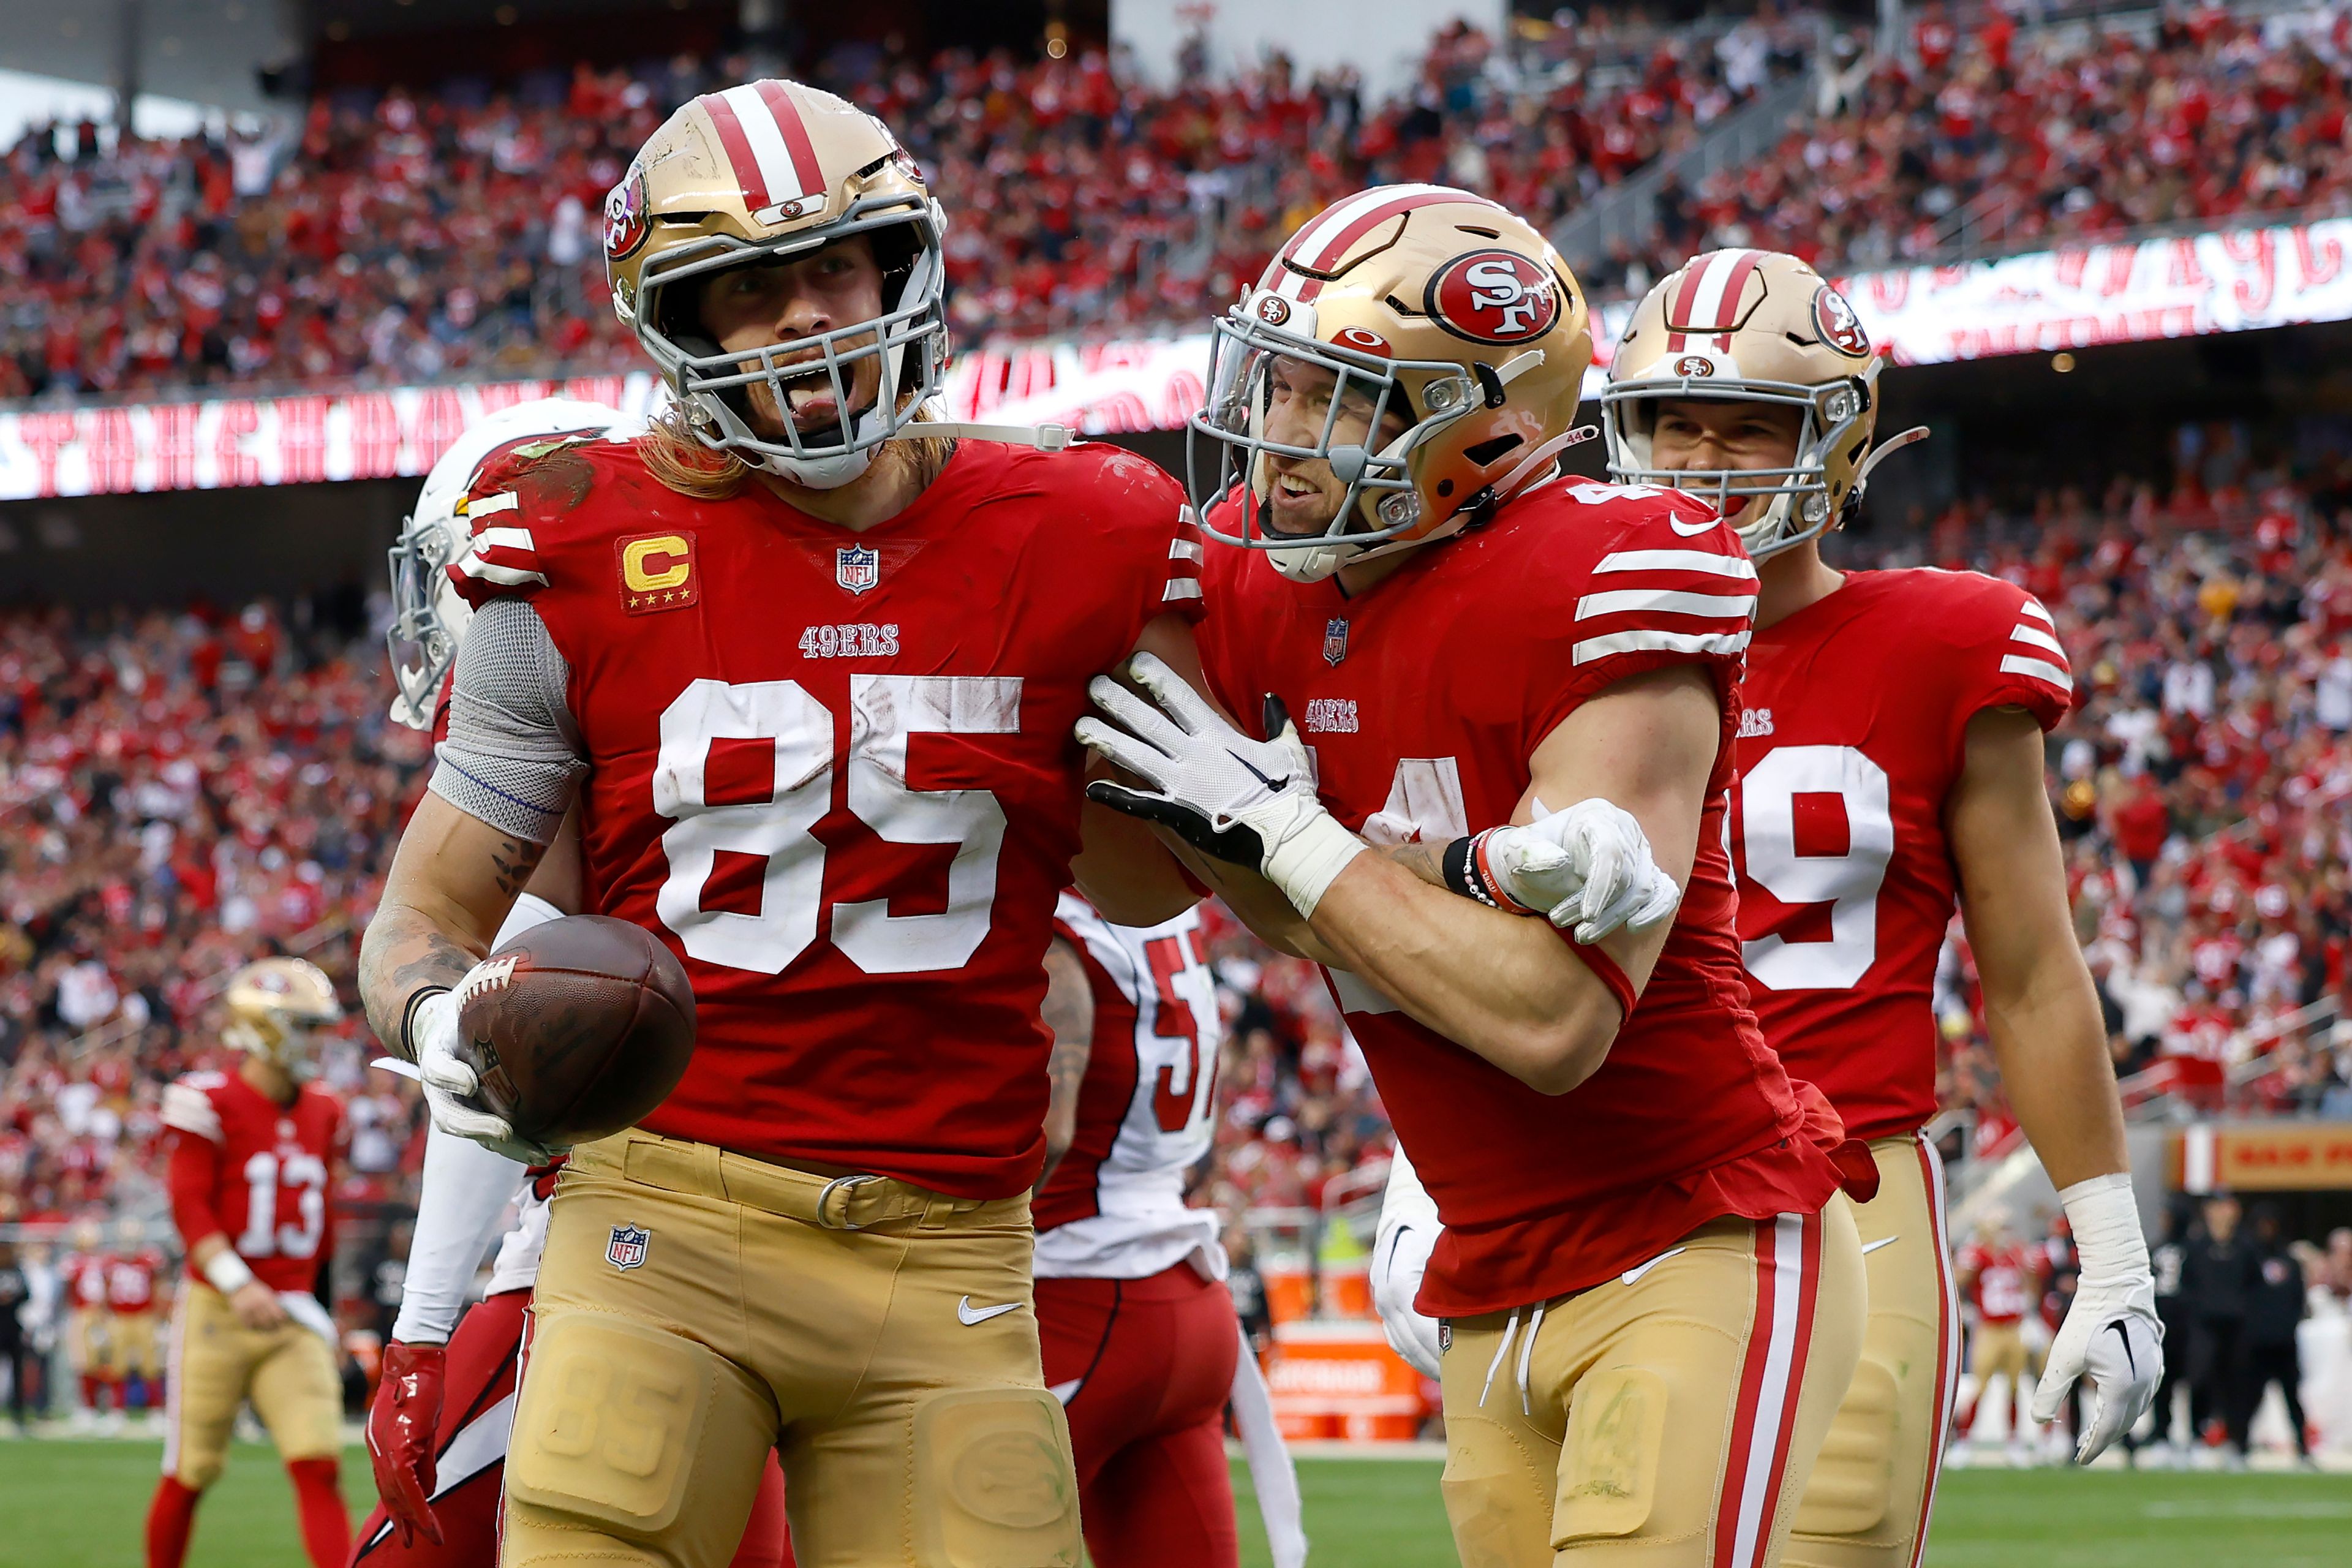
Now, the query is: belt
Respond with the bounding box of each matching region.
[578,1129,1030,1232]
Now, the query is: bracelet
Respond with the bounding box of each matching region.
[399,986,451,1063]
[202,1248,256,1295]
[1442,831,1538,916]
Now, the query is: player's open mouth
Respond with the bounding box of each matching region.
[776,364,840,421]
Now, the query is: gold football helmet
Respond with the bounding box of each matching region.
[1603,248,1925,559]
[222,957,341,1077]
[1189,185,1593,582]
[606,80,957,488]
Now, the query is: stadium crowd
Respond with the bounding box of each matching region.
[1584,0,2352,295]
[0,10,1811,402]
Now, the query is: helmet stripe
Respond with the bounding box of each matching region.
[718,84,810,206]
[1271,184,1490,302]
[1670,249,1762,346]
[702,91,774,211]
[750,79,826,202]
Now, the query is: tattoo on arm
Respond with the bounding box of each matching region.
[488,834,549,900]
[358,905,480,1060]
[1036,937,1096,1190]
[1378,840,1449,890]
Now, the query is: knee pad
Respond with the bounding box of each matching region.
[909,1386,1082,1568]
[1554,1364,1669,1546]
[1792,1356,1901,1540]
[505,1313,715,1542]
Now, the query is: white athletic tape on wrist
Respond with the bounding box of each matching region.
[1268,813,1367,918]
[202,1248,257,1295]
[2057,1172,2150,1281]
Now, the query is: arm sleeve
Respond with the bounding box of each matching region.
[165,1133,228,1254]
[391,1125,530,1344]
[428,597,589,844]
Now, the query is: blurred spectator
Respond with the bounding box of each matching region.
[2247,1204,2314,1463]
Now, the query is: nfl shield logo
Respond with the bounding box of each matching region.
[1323,617,1350,667]
[836,545,880,595]
[605,1223,650,1272]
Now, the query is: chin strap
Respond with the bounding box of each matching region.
[1854,424,1929,490]
[895,421,1077,451]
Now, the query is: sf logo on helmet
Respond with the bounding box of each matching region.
[1427,250,1560,344]
[605,169,650,261]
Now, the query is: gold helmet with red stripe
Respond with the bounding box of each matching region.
[223,957,341,1079]
[1603,248,1924,559]
[1189,185,1593,582]
[605,80,947,489]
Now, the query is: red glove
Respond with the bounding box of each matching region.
[366,1340,447,1547]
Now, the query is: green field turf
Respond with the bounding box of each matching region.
[1,1441,2346,1568]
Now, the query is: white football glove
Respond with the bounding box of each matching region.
[1372,1147,1445,1381]
[409,984,552,1166]
[2030,1173,2163,1463]
[1476,798,1682,943]
[1077,653,1365,917]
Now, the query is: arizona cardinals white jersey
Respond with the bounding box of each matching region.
[1033,894,1225,1281]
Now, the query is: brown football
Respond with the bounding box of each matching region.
[453,914,695,1150]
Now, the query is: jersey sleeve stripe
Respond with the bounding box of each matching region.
[1169,538,1205,563]
[2007,622,2067,659]
[1573,628,1750,665]
[1596,549,1759,580]
[2016,598,2054,624]
[471,526,535,553]
[1577,588,1757,620]
[462,491,521,519]
[457,556,550,588]
[1999,654,2072,689]
[1162,579,1204,603]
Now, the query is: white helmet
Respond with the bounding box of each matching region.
[386,398,623,729]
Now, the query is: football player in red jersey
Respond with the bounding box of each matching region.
[1421,248,2157,1564]
[104,1218,168,1420]
[360,404,794,1568]
[1079,187,1868,1568]
[1032,894,1305,1568]
[148,958,352,1568]
[358,80,1212,1568]
[1952,1221,2044,1459]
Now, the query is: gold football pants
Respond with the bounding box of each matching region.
[1438,1200,1864,1568]
[162,1283,342,1489]
[502,1129,1082,1568]
[102,1308,162,1379]
[1784,1134,1961,1568]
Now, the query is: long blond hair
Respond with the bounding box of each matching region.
[638,396,954,501]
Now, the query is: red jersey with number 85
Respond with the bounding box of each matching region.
[1199,480,1845,1316]
[162,1070,343,1293]
[1732,570,2073,1143]
[446,436,1203,1197]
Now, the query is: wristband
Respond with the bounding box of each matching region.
[1574,943,1638,1022]
[202,1248,256,1295]
[398,986,451,1063]
[1442,830,1540,916]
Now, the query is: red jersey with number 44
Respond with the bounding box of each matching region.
[448,436,1203,1198]
[1033,892,1225,1281]
[161,1070,342,1293]
[1732,570,2073,1143]
[1198,480,1845,1316]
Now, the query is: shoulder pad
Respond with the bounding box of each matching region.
[161,1081,224,1143]
[445,435,625,609]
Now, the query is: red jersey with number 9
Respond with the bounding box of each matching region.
[161,1070,343,1293]
[1197,480,1844,1316]
[446,435,1204,1197]
[1732,569,2073,1143]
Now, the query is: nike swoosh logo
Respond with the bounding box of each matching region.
[2105,1319,2138,1378]
[1861,1235,1900,1256]
[1232,751,1291,793]
[957,1296,1020,1326]
[1669,514,1719,536]
[1619,1246,1687,1286]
